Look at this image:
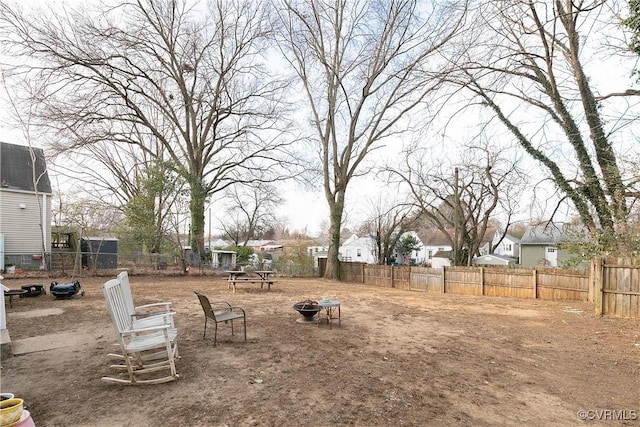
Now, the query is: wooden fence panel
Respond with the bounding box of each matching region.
[409,267,442,292]
[340,262,364,283]
[600,257,640,318]
[444,267,482,296]
[536,268,589,301]
[392,266,411,290]
[363,264,393,287]
[482,268,535,298]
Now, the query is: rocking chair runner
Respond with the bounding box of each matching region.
[194,291,247,346]
[102,278,179,385]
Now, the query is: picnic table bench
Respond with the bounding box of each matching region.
[225,270,277,292]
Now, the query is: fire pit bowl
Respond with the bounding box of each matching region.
[293,300,320,323]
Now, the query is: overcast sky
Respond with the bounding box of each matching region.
[1,0,637,240]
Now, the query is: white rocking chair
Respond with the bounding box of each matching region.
[102,278,179,385]
[117,271,174,329]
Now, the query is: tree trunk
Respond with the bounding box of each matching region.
[324,195,345,280]
[189,179,207,255]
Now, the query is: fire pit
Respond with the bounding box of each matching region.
[293,299,320,324]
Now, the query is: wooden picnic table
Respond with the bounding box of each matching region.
[225,270,277,292]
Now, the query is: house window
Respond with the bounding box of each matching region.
[52,233,71,249]
[428,250,433,259]
[356,248,362,257]
[503,243,512,252]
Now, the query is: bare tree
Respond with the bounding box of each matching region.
[275,0,466,279]
[393,143,527,266]
[0,0,298,257]
[447,0,640,235]
[358,195,415,265]
[219,184,283,246]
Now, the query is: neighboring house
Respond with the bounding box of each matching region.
[519,223,588,267]
[207,238,231,250]
[417,229,453,265]
[307,245,328,257]
[492,233,520,258]
[0,142,52,271]
[419,227,508,267]
[478,230,521,258]
[307,245,329,270]
[472,253,517,266]
[339,234,376,264]
[245,239,277,251]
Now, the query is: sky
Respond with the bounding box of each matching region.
[1,0,638,241]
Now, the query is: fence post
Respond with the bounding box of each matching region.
[361,263,365,284]
[592,257,604,317]
[391,265,395,288]
[441,266,446,293]
[532,268,537,299]
[480,267,484,296]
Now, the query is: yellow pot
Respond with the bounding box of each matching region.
[0,398,23,426]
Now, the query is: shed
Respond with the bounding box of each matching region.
[210,250,237,270]
[81,237,118,269]
[472,254,517,266]
[430,250,452,269]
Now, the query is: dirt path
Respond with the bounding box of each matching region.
[1,275,639,426]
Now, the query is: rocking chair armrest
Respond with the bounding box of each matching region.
[134,302,172,311]
[122,323,171,335]
[132,303,173,319]
[131,311,176,323]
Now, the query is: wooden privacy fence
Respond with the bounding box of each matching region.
[591,257,640,318]
[340,259,639,318]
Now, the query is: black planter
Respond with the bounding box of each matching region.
[293,300,319,323]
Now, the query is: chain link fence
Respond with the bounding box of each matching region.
[3,251,319,278]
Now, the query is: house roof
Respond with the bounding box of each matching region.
[0,142,52,194]
[433,250,452,259]
[417,229,453,247]
[473,254,516,265]
[520,223,588,245]
[503,233,521,244]
[418,227,497,247]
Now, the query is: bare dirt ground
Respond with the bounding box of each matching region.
[1,274,639,427]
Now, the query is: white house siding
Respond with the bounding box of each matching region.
[424,245,452,263]
[491,235,520,258]
[339,236,376,264]
[0,190,51,257]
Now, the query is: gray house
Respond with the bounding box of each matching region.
[519,223,587,267]
[0,142,52,271]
